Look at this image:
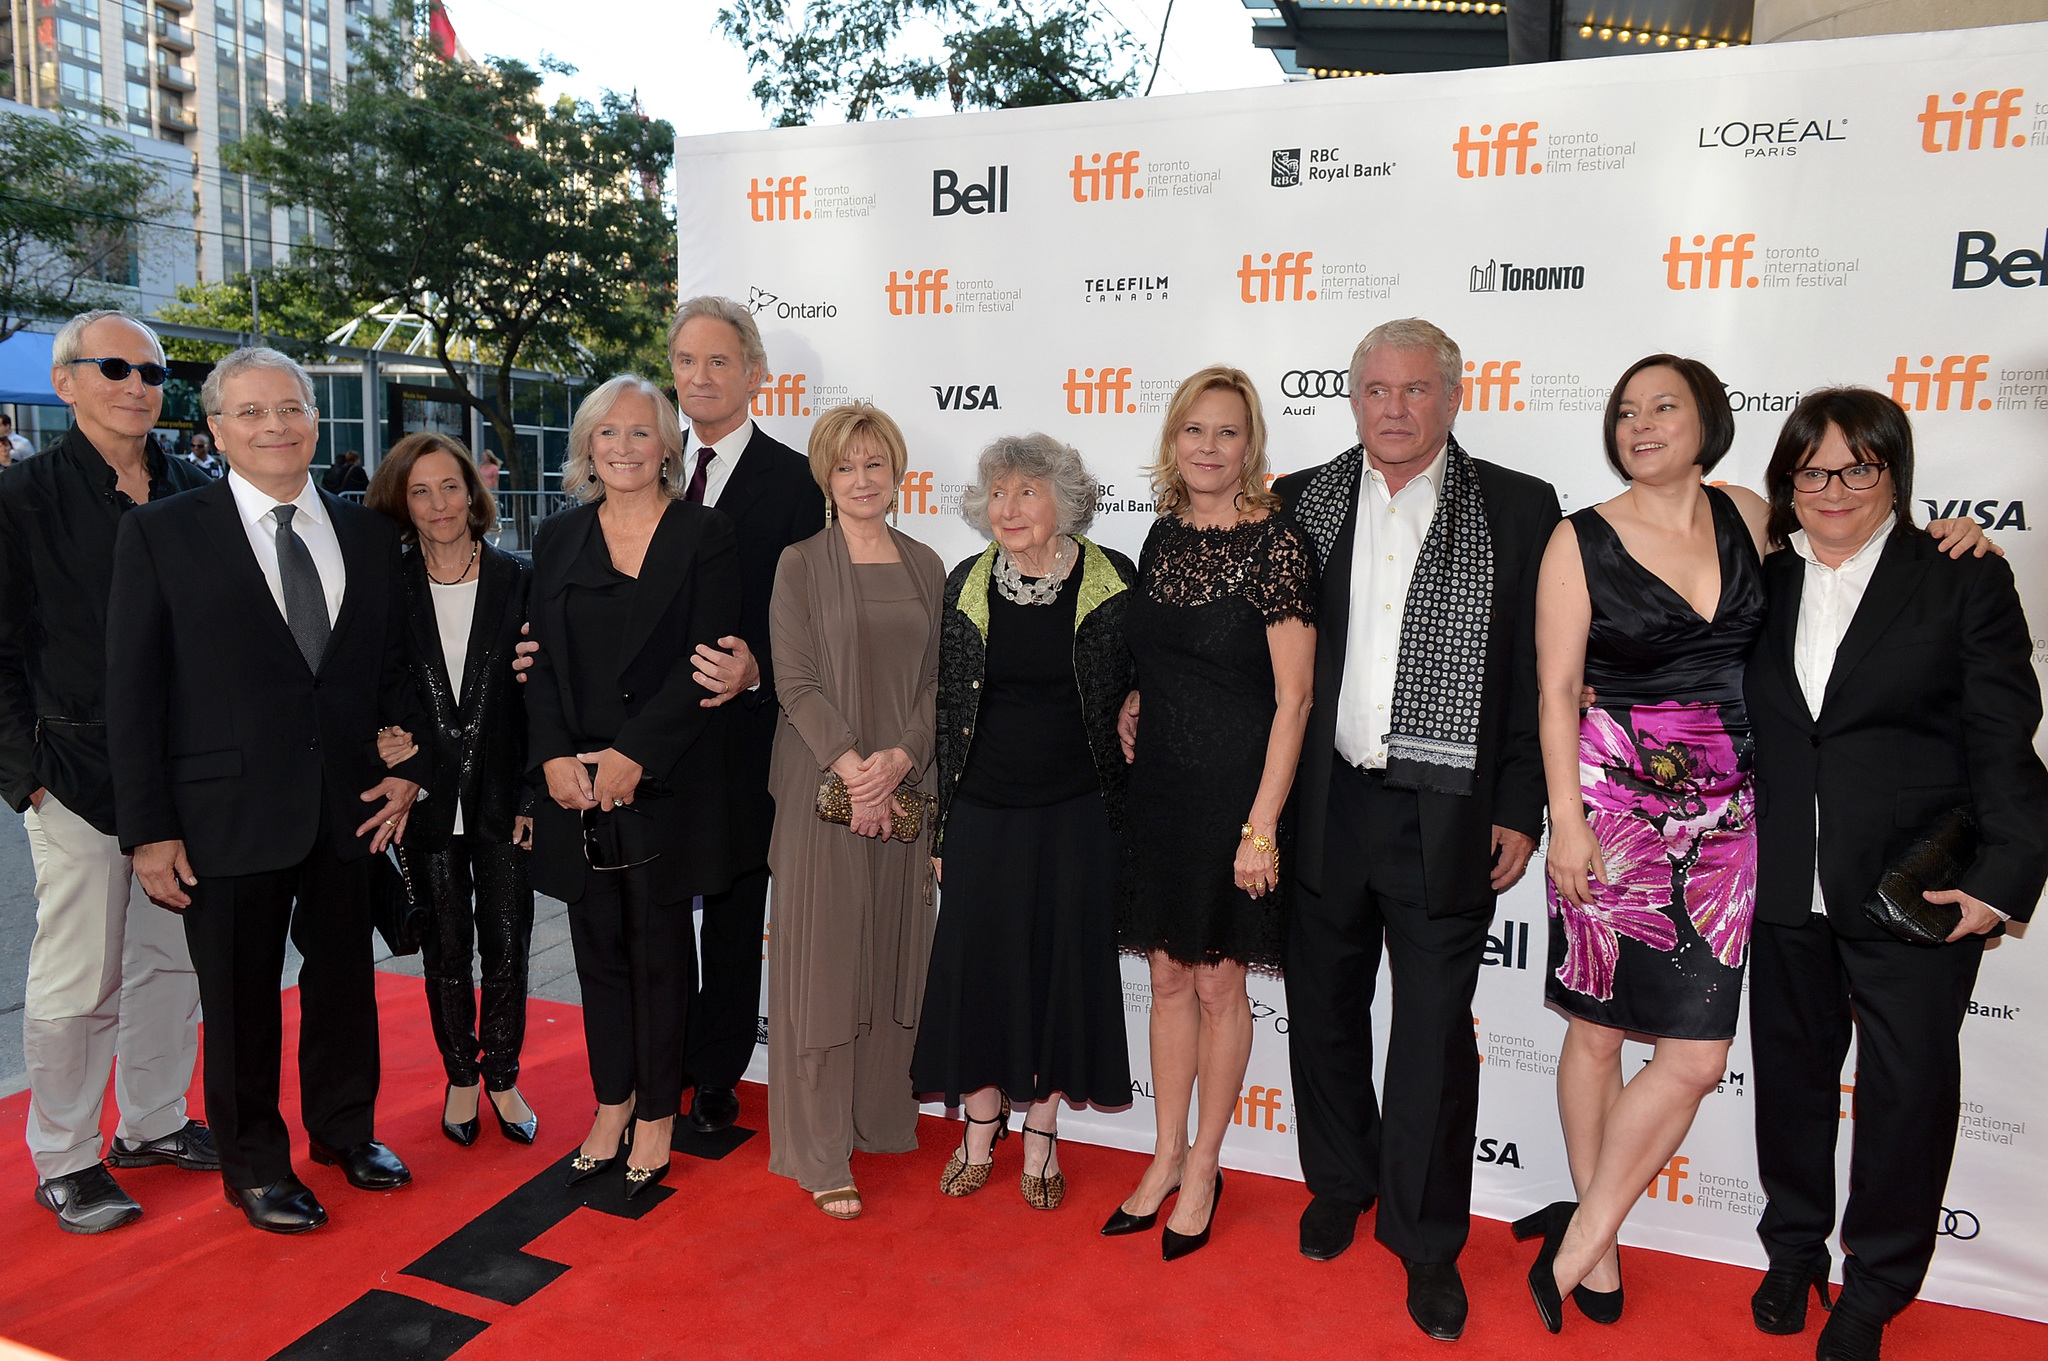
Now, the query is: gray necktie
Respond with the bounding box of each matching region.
[273,503,330,671]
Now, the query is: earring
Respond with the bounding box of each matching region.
[824,494,835,525]
[890,494,900,525]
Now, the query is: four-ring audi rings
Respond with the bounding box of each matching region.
[1281,369,1348,399]
[1939,1208,1981,1239]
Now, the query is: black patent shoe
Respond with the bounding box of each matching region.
[108,1118,221,1172]
[687,1085,740,1134]
[308,1139,412,1191]
[224,1174,327,1233]
[567,1123,631,1188]
[624,1159,671,1200]
[1405,1259,1470,1342]
[1753,1258,1834,1335]
[1101,1178,1179,1236]
[489,1087,538,1145]
[1514,1200,1576,1335]
[442,1085,480,1148]
[1161,1172,1223,1262]
[35,1163,142,1235]
[1573,1252,1624,1325]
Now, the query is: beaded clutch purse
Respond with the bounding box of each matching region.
[815,773,935,843]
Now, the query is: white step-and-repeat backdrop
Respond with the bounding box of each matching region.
[686,22,2048,1321]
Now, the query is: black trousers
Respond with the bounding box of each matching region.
[566,814,696,1122]
[185,824,380,1189]
[1750,913,1985,1319]
[1285,763,1489,1263]
[406,834,534,1092]
[683,861,769,1093]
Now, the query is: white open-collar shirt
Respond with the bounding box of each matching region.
[1333,442,1447,769]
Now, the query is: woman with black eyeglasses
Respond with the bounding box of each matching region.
[525,375,743,1197]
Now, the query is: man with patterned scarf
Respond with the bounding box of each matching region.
[1276,318,1560,1341]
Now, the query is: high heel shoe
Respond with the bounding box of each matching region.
[624,1159,670,1200]
[1161,1172,1224,1262]
[441,1084,479,1148]
[1020,1126,1065,1210]
[565,1119,631,1188]
[488,1087,538,1145]
[1100,1177,1180,1236]
[939,1094,1010,1197]
[1752,1258,1834,1335]
[1573,1250,1623,1325]
[1513,1200,1576,1334]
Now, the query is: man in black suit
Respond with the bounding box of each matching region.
[668,296,827,1135]
[1273,319,1558,1341]
[106,348,430,1233]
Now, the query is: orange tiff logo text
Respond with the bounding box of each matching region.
[1064,367,1135,414]
[747,175,810,222]
[1665,233,1758,290]
[1239,252,1317,303]
[1234,1085,1287,1133]
[1454,122,1542,178]
[1071,151,1143,202]
[1889,355,1992,411]
[1919,90,2026,152]
[1462,360,1524,412]
[751,373,809,418]
[885,269,952,316]
[898,469,938,515]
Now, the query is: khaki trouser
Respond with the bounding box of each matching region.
[22,792,200,1180]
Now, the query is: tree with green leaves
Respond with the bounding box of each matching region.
[0,110,172,343]
[718,0,1144,126]
[155,268,374,363]
[226,2,675,486]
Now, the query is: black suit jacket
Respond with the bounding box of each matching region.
[708,424,826,870]
[1746,529,2048,934]
[1275,453,1560,917]
[399,542,532,850]
[105,477,431,874]
[524,498,742,906]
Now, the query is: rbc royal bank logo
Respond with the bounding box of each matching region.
[1888,355,1992,411]
[1665,233,1759,290]
[1919,89,2027,152]
[1238,251,1316,303]
[750,372,809,418]
[747,175,810,222]
[884,269,952,316]
[1063,367,1135,415]
[1454,121,1542,177]
[1070,150,1143,202]
[1461,360,1524,412]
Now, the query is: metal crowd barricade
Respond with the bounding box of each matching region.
[337,487,571,557]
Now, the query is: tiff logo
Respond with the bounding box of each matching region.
[1888,355,1992,411]
[1063,367,1135,415]
[1461,360,1524,412]
[898,470,937,515]
[1071,151,1143,202]
[750,372,810,418]
[1919,89,2027,152]
[1454,122,1542,178]
[1238,251,1317,303]
[1665,233,1758,290]
[747,175,810,222]
[885,269,953,316]
[1234,1085,1287,1132]
[1647,1155,1694,1204]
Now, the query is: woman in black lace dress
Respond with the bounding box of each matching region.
[1103,366,1317,1259]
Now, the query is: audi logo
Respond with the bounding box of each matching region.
[1281,369,1348,399]
[1939,1208,1980,1240]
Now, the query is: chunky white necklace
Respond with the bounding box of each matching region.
[993,536,1077,606]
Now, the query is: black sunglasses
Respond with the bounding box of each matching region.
[70,357,170,387]
[581,803,658,872]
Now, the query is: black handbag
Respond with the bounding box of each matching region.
[371,848,429,957]
[1859,806,1981,946]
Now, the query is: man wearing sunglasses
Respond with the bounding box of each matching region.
[0,311,215,1234]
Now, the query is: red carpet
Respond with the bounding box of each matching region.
[0,971,2041,1360]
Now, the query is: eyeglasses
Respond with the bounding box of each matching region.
[69,357,169,387]
[582,803,658,872]
[1792,462,1888,493]
[221,404,317,423]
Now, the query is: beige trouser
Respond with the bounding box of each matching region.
[22,792,200,1180]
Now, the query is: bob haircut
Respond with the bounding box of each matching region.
[1147,366,1279,518]
[959,433,1097,538]
[562,375,688,504]
[1763,386,1920,548]
[365,430,496,545]
[200,346,318,415]
[807,403,909,500]
[666,296,768,377]
[1348,317,1462,396]
[1601,354,1735,482]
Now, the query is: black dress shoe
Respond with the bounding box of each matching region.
[1161,1172,1223,1262]
[1753,1257,1834,1334]
[624,1159,671,1200]
[1405,1259,1471,1342]
[489,1088,538,1145]
[108,1118,221,1172]
[1100,1181,1179,1236]
[35,1163,143,1235]
[224,1175,328,1233]
[1299,1193,1367,1261]
[1816,1298,1886,1361]
[687,1086,740,1134]
[442,1086,480,1148]
[308,1139,412,1191]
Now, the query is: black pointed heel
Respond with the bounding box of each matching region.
[565,1117,631,1188]
[1161,1172,1224,1262]
[624,1159,670,1200]
[1101,1178,1180,1236]
[441,1084,480,1148]
[1523,1200,1575,1334]
[1573,1250,1624,1325]
[489,1087,538,1145]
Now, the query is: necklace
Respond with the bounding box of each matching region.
[993,536,1077,606]
[425,539,479,586]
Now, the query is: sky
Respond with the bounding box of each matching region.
[437,0,1286,139]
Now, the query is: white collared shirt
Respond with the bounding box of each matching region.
[1334,443,1446,769]
[226,467,347,627]
[688,417,755,508]
[1789,520,1893,719]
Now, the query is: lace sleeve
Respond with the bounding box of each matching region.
[1254,518,1319,627]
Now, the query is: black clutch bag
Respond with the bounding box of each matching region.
[1860,806,1980,947]
[372,848,429,957]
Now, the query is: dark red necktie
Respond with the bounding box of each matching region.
[685,447,715,504]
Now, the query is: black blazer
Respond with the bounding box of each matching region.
[1275,454,1560,917]
[1746,528,2048,934]
[524,499,743,906]
[105,477,431,875]
[710,424,827,870]
[398,542,532,850]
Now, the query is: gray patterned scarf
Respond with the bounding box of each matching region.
[1291,434,1494,796]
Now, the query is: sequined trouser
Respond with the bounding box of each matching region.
[405,835,534,1091]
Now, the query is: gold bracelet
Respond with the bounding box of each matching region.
[1240,823,1276,859]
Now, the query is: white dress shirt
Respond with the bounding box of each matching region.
[226,468,347,627]
[1334,443,1446,769]
[688,418,755,508]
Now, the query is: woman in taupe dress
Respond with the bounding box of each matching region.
[766,403,944,1220]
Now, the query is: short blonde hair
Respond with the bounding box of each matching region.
[807,403,909,503]
[562,375,687,503]
[1348,318,1463,397]
[1147,366,1279,518]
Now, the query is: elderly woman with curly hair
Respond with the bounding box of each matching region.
[911,434,1138,1212]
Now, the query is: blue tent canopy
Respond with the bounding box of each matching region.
[0,330,59,405]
